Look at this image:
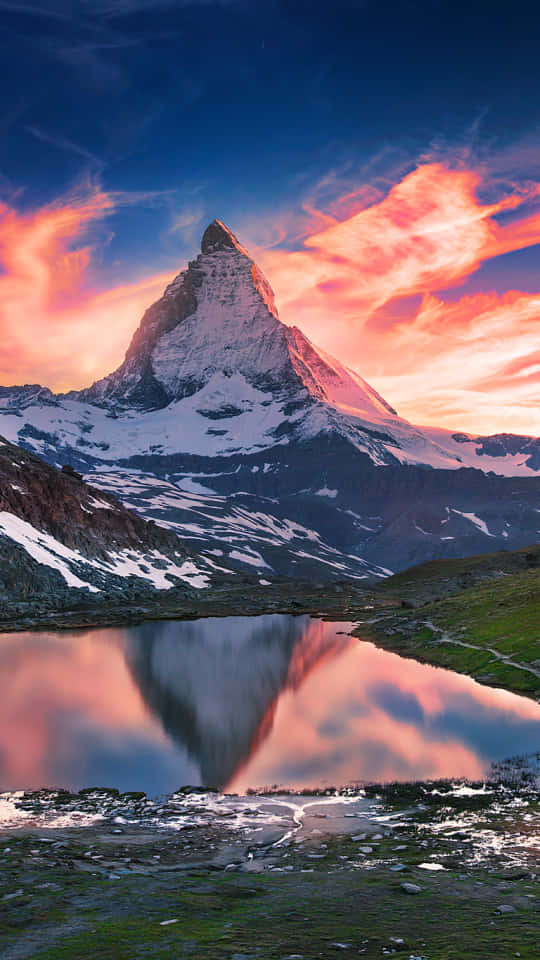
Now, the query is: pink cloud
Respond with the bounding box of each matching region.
[0,162,539,434]
[257,163,540,434]
[0,186,175,390]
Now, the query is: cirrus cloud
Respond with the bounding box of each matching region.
[0,184,175,389]
[258,162,540,434]
[1,159,539,435]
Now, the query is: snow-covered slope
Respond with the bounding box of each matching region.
[89,469,391,580]
[0,219,537,477]
[0,220,538,577]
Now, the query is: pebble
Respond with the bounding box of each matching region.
[496,904,515,914]
[400,882,422,894]
[2,889,24,901]
[390,863,407,872]
[357,846,373,854]
[159,918,178,926]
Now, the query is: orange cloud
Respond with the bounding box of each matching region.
[0,187,175,390]
[258,163,540,434]
[0,163,539,435]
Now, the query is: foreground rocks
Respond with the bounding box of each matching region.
[0,780,538,959]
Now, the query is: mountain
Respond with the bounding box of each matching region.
[0,220,538,577]
[0,434,225,617]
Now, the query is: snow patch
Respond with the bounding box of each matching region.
[451,509,494,537]
[0,511,209,592]
[229,549,271,569]
[0,512,100,592]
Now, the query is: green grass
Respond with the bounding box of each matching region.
[27,868,540,960]
[3,802,539,960]
[378,543,540,599]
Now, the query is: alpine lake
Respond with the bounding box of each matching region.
[1,616,539,959]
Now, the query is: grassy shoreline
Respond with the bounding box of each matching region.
[360,547,540,701]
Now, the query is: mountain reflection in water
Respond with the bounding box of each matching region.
[1,615,540,795]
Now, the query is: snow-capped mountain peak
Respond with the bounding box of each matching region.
[70,218,406,435]
[0,219,537,583]
[75,219,290,411]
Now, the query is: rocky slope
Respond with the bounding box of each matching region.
[0,435,228,613]
[0,220,538,577]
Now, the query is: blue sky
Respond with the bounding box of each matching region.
[1,0,539,433]
[2,0,539,265]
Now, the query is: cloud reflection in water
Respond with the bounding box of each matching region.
[1,616,539,795]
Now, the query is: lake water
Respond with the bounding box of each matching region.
[1,615,540,796]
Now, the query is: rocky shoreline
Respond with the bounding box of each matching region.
[1,774,539,959]
[0,578,371,633]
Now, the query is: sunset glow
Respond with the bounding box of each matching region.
[0,189,174,390]
[1,162,538,434]
[260,163,540,434]
[228,631,540,793]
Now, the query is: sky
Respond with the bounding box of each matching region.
[0,0,539,435]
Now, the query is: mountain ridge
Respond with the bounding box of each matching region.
[0,220,538,579]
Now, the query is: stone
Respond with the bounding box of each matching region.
[496,904,515,914]
[400,882,422,894]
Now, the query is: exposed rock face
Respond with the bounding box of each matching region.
[0,436,217,604]
[73,219,297,410]
[452,432,540,472]
[0,220,538,580]
[0,436,177,557]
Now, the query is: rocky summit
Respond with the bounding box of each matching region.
[0,221,538,580]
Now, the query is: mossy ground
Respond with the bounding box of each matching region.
[1,791,539,960]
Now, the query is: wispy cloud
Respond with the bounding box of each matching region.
[0,183,176,390]
[258,158,540,434]
[1,145,540,436]
[24,125,103,168]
